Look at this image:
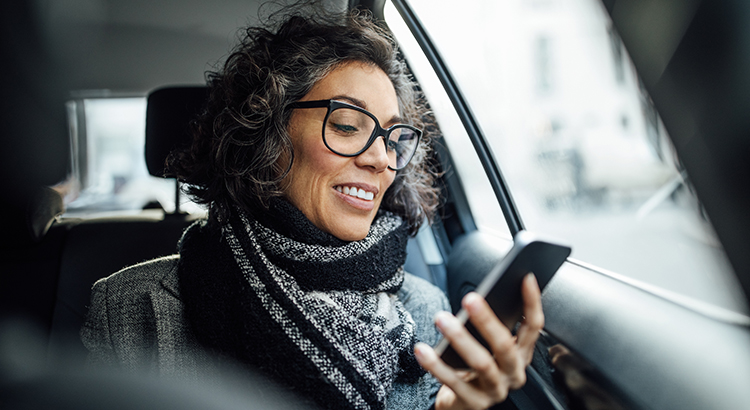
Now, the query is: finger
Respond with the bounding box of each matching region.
[516,274,545,362]
[456,370,478,382]
[434,311,503,380]
[461,292,519,371]
[414,343,485,405]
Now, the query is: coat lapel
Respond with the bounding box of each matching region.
[152,256,206,376]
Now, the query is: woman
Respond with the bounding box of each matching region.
[81,6,543,410]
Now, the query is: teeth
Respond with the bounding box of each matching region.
[336,186,375,201]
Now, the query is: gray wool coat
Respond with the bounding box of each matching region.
[80,255,449,409]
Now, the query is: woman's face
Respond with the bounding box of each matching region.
[283,61,399,241]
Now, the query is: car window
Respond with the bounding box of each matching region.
[61,97,201,216]
[384,5,513,242]
[386,0,747,314]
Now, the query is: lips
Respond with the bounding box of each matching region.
[335,185,375,201]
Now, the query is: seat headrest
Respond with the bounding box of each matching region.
[145,86,209,177]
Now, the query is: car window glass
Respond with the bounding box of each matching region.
[61,97,201,216]
[387,0,747,314]
[386,4,512,241]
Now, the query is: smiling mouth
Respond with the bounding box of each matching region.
[335,185,375,201]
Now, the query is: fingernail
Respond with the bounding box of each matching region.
[526,273,538,285]
[434,311,458,332]
[414,342,435,361]
[463,292,481,312]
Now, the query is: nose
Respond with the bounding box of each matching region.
[355,136,391,172]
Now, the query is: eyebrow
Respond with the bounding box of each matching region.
[330,95,405,126]
[331,95,367,109]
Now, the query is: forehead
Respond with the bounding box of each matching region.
[305,61,400,116]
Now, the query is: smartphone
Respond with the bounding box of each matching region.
[434,231,571,369]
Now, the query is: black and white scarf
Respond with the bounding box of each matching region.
[178,199,425,410]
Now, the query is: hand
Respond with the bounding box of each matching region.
[415,274,544,410]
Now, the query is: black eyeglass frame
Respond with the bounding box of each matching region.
[288,99,422,170]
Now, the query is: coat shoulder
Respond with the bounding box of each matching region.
[400,273,450,318]
[93,254,181,298]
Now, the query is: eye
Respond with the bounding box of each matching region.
[386,139,399,152]
[332,122,358,134]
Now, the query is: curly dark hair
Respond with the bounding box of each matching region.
[169,5,439,235]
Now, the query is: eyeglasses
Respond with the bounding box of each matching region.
[289,99,422,170]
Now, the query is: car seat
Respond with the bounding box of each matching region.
[45,86,209,360]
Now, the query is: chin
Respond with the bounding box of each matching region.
[327,221,371,242]
[324,212,377,242]
[333,229,369,242]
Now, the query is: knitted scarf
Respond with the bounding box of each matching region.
[177,199,426,410]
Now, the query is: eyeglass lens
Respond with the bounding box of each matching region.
[325,107,418,169]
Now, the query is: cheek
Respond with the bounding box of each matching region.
[296,140,336,177]
[287,135,344,199]
[291,120,330,168]
[383,171,397,192]
[376,172,398,208]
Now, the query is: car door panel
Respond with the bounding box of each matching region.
[544,261,750,410]
[443,228,750,410]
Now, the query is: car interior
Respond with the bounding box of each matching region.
[2,0,750,409]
